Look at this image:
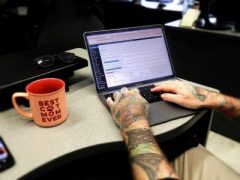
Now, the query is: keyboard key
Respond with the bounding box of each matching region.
[104,93,113,99]
[103,85,161,103]
[138,85,162,103]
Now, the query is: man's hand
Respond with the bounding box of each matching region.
[106,87,149,130]
[106,87,179,180]
[151,80,213,109]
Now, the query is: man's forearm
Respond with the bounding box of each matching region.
[107,88,178,179]
[202,91,240,119]
[121,118,178,180]
[213,94,240,118]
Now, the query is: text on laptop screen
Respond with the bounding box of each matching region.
[86,26,174,91]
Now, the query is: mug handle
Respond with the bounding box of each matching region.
[12,92,33,119]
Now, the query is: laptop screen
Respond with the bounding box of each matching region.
[84,24,175,92]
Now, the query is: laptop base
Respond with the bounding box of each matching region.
[148,101,198,126]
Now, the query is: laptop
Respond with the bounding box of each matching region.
[83,24,198,126]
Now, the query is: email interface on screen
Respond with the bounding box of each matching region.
[86,26,173,91]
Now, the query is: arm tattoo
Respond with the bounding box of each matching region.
[133,153,165,180]
[127,129,156,151]
[112,92,178,179]
[188,86,240,120]
[126,128,178,179]
[194,87,207,102]
[218,95,240,119]
[113,95,148,130]
[188,86,207,102]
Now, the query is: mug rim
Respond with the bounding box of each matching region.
[26,78,65,96]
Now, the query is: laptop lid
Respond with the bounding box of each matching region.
[84,24,176,93]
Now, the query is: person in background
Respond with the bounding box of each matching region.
[106,80,240,180]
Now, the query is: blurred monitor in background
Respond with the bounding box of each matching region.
[196,0,239,31]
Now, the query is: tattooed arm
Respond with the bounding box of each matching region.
[151,80,240,119]
[106,88,179,180]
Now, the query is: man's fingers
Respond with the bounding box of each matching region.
[113,91,120,102]
[161,93,183,106]
[129,88,139,95]
[106,97,114,109]
[121,87,128,95]
[108,87,140,109]
[151,83,178,93]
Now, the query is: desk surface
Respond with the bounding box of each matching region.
[0,48,207,180]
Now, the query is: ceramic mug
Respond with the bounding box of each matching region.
[12,78,68,127]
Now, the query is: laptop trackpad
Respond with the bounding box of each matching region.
[148,101,198,126]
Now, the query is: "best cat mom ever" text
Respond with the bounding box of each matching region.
[39,98,62,122]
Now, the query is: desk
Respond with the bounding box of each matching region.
[0,48,213,180]
[0,48,88,110]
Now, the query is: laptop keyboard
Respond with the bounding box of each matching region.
[104,93,114,99]
[139,85,162,103]
[104,85,161,103]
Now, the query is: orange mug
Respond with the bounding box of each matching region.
[12,78,68,127]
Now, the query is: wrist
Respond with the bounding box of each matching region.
[203,92,225,109]
[119,115,150,133]
[120,116,151,144]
